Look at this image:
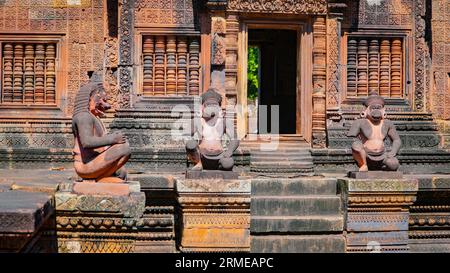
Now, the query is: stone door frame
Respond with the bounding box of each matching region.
[237,19,313,143]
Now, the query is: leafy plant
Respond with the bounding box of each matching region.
[247,46,259,101]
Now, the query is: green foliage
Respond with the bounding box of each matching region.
[247,46,259,100]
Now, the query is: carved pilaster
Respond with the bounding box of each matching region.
[414,0,427,111]
[118,0,134,108]
[225,13,239,105]
[327,15,342,109]
[312,16,327,148]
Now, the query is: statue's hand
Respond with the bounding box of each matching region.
[112,132,127,144]
[222,150,232,158]
[386,151,396,158]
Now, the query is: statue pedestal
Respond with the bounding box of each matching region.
[55,181,146,253]
[349,171,403,179]
[339,177,418,252]
[176,177,251,252]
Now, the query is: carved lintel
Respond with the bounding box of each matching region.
[227,0,328,15]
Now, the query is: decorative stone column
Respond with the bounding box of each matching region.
[312,16,327,148]
[339,176,418,252]
[177,177,251,252]
[118,0,134,108]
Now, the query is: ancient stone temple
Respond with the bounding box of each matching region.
[1,0,450,253]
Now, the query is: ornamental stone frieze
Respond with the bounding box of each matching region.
[227,0,328,15]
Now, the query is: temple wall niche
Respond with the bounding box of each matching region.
[0,0,105,116]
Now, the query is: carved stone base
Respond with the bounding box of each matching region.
[186,170,239,180]
[349,171,403,179]
[55,181,146,253]
[339,177,418,252]
[176,177,251,252]
[72,181,135,196]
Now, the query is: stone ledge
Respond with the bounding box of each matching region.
[0,191,54,233]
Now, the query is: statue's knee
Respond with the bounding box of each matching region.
[186,140,198,152]
[220,157,234,171]
[120,141,131,156]
[352,141,363,152]
[385,157,399,171]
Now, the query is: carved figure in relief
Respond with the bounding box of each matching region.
[72,78,130,183]
[348,92,401,171]
[186,88,239,171]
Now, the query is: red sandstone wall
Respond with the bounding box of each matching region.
[0,0,105,116]
[431,0,450,120]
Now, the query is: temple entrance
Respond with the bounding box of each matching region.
[247,28,299,135]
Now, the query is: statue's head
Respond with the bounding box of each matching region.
[363,92,386,123]
[201,88,222,120]
[73,81,111,118]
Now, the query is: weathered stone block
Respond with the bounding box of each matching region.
[0,190,54,252]
[252,196,341,216]
[251,235,345,253]
[251,215,343,233]
[339,177,418,252]
[55,180,147,253]
[177,178,251,252]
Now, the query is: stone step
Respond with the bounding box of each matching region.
[251,215,343,233]
[250,152,312,159]
[251,196,341,216]
[252,178,338,196]
[251,235,345,253]
[248,147,312,153]
[250,156,313,162]
[242,141,310,147]
[251,161,314,167]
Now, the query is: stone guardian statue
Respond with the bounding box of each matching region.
[72,81,130,183]
[185,88,239,172]
[348,92,401,172]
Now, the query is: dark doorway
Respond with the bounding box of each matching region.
[248,28,298,134]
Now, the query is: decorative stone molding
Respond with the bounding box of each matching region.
[227,0,328,15]
[339,177,418,252]
[176,178,251,252]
